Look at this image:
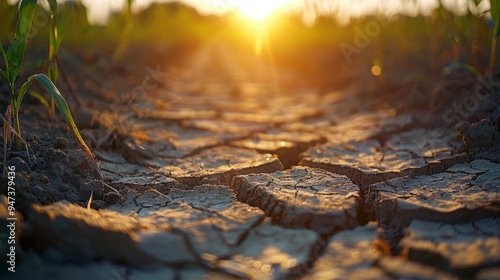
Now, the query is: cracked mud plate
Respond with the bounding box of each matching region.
[365,159,500,229]
[231,166,360,234]
[301,129,468,188]
[20,185,319,279]
[401,218,500,278]
[303,224,457,280]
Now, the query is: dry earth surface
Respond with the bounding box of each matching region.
[1,43,500,280]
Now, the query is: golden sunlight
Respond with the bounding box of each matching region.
[235,0,291,56]
[237,0,289,21]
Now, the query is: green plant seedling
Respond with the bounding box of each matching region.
[0,0,92,160]
[489,0,500,77]
[1,0,37,148]
[113,0,134,62]
[46,0,75,113]
[19,74,92,154]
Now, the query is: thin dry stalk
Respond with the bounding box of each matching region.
[104,183,125,202]
[1,106,33,173]
[86,190,93,210]
[2,106,11,175]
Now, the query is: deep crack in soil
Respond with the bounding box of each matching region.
[1,42,500,280]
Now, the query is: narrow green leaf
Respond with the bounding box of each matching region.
[29,91,50,110]
[48,60,58,82]
[0,69,14,102]
[31,74,91,153]
[0,42,8,73]
[55,0,75,52]
[48,0,58,15]
[491,0,500,35]
[48,41,56,62]
[16,75,35,109]
[49,7,58,62]
[6,0,37,83]
[0,42,9,83]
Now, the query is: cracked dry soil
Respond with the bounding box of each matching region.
[1,43,500,280]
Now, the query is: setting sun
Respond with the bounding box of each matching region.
[237,0,289,21]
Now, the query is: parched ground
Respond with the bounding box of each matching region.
[1,42,500,280]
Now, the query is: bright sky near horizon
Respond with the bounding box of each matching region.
[7,0,491,25]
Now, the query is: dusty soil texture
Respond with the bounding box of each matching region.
[1,43,500,280]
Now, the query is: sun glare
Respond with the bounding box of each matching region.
[234,0,290,56]
[237,0,288,21]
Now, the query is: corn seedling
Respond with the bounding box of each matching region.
[113,0,134,62]
[471,0,500,78]
[46,0,75,113]
[0,0,94,169]
[442,1,500,87]
[1,0,37,149]
[488,0,500,77]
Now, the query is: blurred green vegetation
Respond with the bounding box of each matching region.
[0,0,495,76]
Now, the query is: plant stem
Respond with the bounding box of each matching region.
[11,100,23,149]
[5,82,23,149]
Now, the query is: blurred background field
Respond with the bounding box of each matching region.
[0,0,498,107]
